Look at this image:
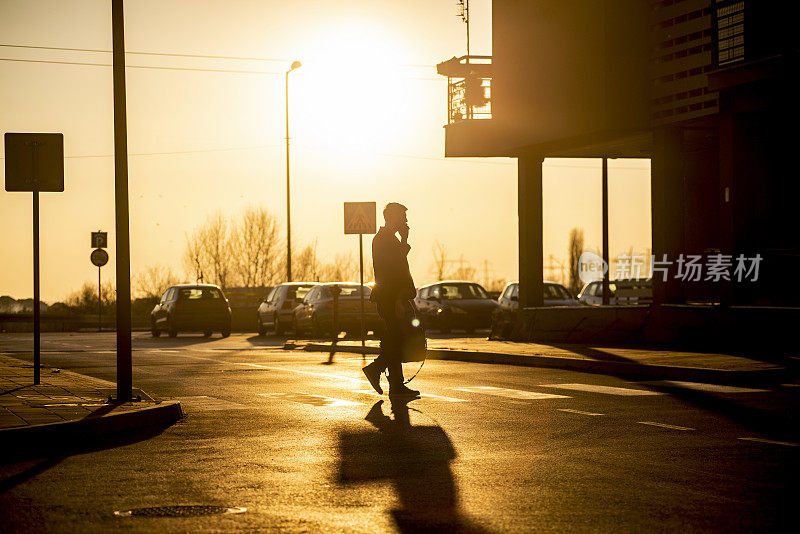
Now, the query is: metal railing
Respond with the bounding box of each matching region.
[447,76,492,123]
[437,55,493,124]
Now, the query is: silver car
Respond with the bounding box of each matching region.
[256,282,318,335]
[497,281,581,312]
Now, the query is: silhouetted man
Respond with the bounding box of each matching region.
[362,202,420,397]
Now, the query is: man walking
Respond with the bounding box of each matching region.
[362,202,420,397]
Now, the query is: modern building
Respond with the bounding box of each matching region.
[437,0,799,318]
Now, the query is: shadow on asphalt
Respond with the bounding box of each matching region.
[0,422,173,492]
[554,344,798,443]
[337,398,489,533]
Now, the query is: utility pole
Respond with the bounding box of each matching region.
[285,60,302,282]
[112,0,132,402]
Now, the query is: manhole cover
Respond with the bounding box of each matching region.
[114,505,246,517]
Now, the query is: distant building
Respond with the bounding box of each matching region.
[437,0,799,308]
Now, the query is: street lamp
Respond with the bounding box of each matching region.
[285,60,301,282]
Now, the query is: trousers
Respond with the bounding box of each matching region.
[373,299,409,387]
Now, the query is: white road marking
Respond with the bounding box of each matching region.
[452,386,570,400]
[780,383,800,388]
[558,408,604,416]
[258,392,363,407]
[637,421,694,431]
[541,383,664,396]
[351,389,468,402]
[173,354,372,385]
[738,437,798,447]
[661,381,769,393]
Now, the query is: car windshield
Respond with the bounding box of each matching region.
[335,285,370,297]
[440,284,488,300]
[287,285,316,300]
[544,284,571,300]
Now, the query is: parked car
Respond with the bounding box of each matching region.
[151,284,231,338]
[497,281,581,313]
[293,282,381,337]
[256,282,318,335]
[577,279,652,305]
[414,281,499,333]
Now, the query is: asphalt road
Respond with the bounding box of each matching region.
[1,332,798,533]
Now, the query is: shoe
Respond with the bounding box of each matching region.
[362,364,383,395]
[389,385,420,398]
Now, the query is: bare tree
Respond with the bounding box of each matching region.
[568,227,585,295]
[183,230,205,283]
[229,206,282,287]
[134,265,181,299]
[431,240,449,281]
[203,211,232,288]
[291,242,319,281]
[183,211,233,288]
[65,281,115,312]
[318,252,359,282]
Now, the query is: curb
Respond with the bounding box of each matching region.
[285,342,786,385]
[0,401,183,443]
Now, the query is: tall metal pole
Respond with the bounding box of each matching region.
[602,158,610,305]
[359,234,365,354]
[112,0,132,401]
[32,187,40,385]
[98,265,102,332]
[285,70,292,283]
[28,141,41,385]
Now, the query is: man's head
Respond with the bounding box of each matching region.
[383,202,408,232]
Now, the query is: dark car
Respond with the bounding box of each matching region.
[414,281,499,334]
[293,282,381,337]
[151,284,231,338]
[256,282,318,335]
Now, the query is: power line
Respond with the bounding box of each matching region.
[0,43,437,68]
[0,57,283,75]
[0,43,289,62]
[0,143,515,166]
[0,57,444,79]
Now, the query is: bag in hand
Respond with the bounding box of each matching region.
[399,302,427,363]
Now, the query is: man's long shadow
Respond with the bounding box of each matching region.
[337,398,488,533]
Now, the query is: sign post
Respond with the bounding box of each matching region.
[344,202,377,355]
[4,132,65,385]
[91,232,109,332]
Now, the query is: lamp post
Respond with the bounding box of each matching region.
[285,60,301,282]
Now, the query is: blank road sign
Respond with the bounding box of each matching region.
[344,202,376,235]
[4,133,64,192]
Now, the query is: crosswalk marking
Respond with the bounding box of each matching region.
[541,383,664,396]
[738,437,798,447]
[638,421,694,431]
[351,389,468,402]
[558,408,604,416]
[661,381,769,393]
[452,386,570,400]
[258,392,363,407]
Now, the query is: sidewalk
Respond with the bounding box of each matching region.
[284,337,790,384]
[0,354,182,447]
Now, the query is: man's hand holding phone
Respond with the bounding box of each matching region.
[398,223,410,242]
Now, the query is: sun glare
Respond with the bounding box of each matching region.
[290,22,418,160]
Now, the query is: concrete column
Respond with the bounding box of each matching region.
[518,154,544,307]
[651,127,685,305]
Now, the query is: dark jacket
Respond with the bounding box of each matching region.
[371,226,416,306]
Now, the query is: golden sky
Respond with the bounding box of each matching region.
[0,0,650,302]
